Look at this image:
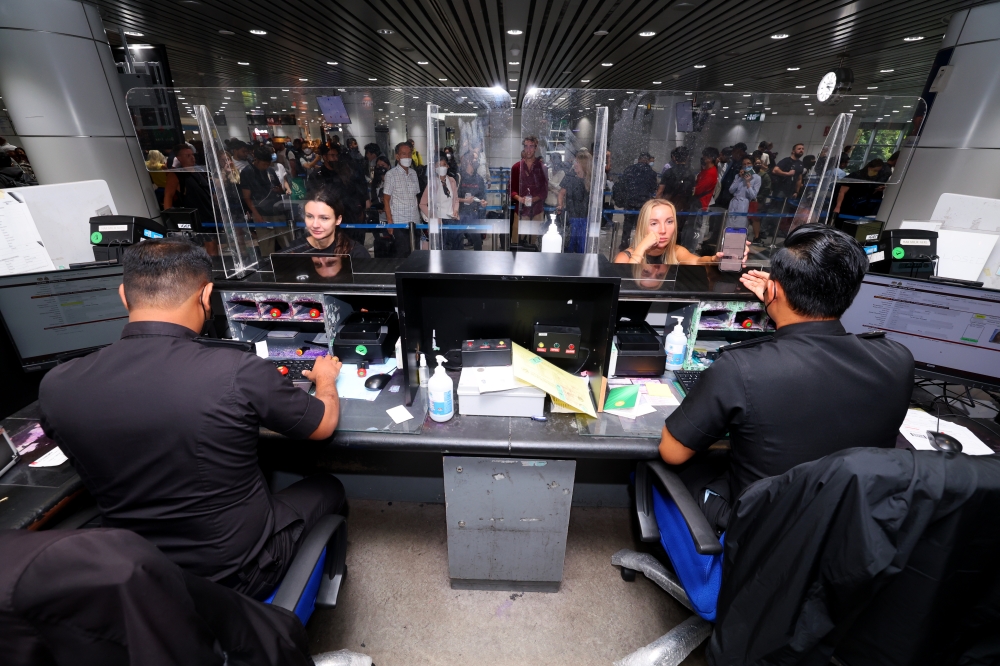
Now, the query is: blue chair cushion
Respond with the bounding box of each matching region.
[264,546,327,625]
[652,485,724,622]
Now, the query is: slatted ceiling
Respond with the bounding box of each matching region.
[92,0,979,101]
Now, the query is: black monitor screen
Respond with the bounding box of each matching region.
[0,266,128,370]
[841,273,1000,389]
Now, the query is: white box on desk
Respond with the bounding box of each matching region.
[457,367,546,418]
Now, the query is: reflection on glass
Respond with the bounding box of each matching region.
[614,199,730,266]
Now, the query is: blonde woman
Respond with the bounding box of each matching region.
[556,149,592,253]
[615,198,749,265]
[145,150,168,190]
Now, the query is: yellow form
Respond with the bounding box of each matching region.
[511,342,597,418]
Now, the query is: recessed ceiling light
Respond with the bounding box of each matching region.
[771,33,789,39]
[509,89,517,92]
[327,61,338,65]
[653,81,662,84]
[743,94,751,97]
[903,36,924,42]
[880,69,895,73]
[177,96,186,100]
[723,83,734,86]
[787,67,800,71]
[377,29,394,35]
[270,96,277,99]
[694,64,707,69]
[639,31,656,37]
[867,86,878,89]
[299,77,308,81]
[601,62,613,66]
[510,78,517,81]
[795,85,806,88]
[892,110,900,113]
[859,96,868,99]
[439,78,447,81]
[123,30,143,37]
[764,107,770,110]
[417,61,429,65]
[507,29,523,35]
[238,61,249,65]
[903,105,912,108]
[594,30,609,36]
[804,103,812,106]
[581,79,590,83]
[250,29,267,35]
[684,92,692,95]
[219,30,234,35]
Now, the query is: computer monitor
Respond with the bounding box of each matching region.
[841,273,1000,390]
[0,266,128,371]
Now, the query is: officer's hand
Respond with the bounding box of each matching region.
[303,355,342,386]
[740,269,770,301]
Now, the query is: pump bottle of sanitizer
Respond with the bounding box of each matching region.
[665,316,687,371]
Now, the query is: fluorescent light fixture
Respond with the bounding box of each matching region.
[787,67,800,71]
[417,61,429,65]
[510,78,517,81]
[594,30,609,36]
[601,62,613,66]
[795,85,806,88]
[580,79,590,83]
[509,61,520,65]
[327,61,338,65]
[177,96,186,100]
[438,78,447,81]
[639,31,656,37]
[653,81,662,84]
[123,30,143,37]
[903,105,912,108]
[219,30,234,35]
[684,92,692,95]
[369,77,377,81]
[227,89,234,92]
[723,83,734,86]
[903,36,924,42]
[867,86,878,89]
[270,96,277,99]
[694,64,706,69]
[250,29,266,35]
[507,29,523,35]
[509,89,517,92]
[880,68,894,72]
[237,61,249,65]
[377,29,394,35]
[743,93,751,97]
[299,77,308,81]
[771,33,789,39]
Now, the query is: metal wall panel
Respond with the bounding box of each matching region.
[0,0,91,37]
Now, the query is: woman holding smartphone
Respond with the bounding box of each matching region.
[615,199,749,265]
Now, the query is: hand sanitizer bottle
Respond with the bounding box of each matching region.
[541,214,563,253]
[428,355,454,422]
[665,316,687,371]
[418,353,429,386]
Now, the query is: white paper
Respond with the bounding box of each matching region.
[254,340,269,359]
[899,409,994,456]
[605,395,658,420]
[460,365,524,394]
[0,191,55,276]
[337,360,397,401]
[30,446,68,467]
[935,229,999,282]
[386,405,414,424]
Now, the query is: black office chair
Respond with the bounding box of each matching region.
[54,505,348,626]
[613,448,1000,666]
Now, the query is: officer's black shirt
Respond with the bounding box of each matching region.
[39,321,325,581]
[665,319,914,498]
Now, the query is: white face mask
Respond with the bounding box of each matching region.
[399,157,412,167]
[303,148,313,155]
[436,166,448,176]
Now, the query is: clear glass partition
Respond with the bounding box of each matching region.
[125,86,512,272]
[522,88,925,263]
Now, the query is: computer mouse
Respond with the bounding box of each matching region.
[926,430,963,453]
[365,373,392,391]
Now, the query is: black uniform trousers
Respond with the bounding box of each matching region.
[220,474,345,601]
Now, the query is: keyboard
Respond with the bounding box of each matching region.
[271,359,315,381]
[672,370,703,396]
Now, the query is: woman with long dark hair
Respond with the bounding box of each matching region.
[282,186,371,259]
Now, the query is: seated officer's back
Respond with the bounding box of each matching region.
[661,224,914,529]
[39,239,342,591]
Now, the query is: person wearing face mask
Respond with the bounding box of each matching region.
[726,156,761,231]
[420,153,461,249]
[614,199,748,265]
[656,224,913,534]
[443,147,459,181]
[299,142,321,177]
[39,239,348,600]
[382,142,421,257]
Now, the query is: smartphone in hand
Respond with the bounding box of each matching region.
[720,227,748,272]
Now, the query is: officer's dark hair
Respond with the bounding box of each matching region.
[770,224,868,318]
[122,238,212,309]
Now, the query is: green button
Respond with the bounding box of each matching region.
[355,344,368,355]
[91,231,103,244]
[892,246,905,259]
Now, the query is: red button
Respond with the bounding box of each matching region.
[309,308,321,318]
[269,308,281,318]
[568,344,575,350]
[277,366,289,376]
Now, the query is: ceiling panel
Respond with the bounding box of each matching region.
[91,0,982,104]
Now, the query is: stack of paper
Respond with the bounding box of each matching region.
[898,409,994,455]
[511,343,597,417]
[603,385,658,420]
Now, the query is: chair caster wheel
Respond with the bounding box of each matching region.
[620,566,637,582]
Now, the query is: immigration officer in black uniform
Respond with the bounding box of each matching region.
[659,224,914,532]
[39,239,346,600]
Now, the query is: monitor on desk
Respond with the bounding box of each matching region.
[0,266,128,371]
[841,273,1000,390]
